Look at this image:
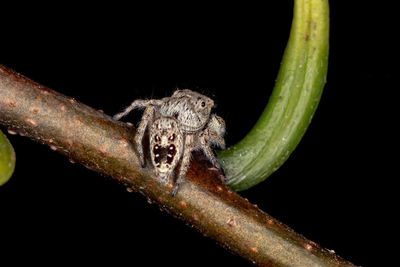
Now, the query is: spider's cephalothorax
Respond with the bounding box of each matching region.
[114,89,226,196]
[160,90,215,133]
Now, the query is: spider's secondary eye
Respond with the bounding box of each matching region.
[201,101,206,107]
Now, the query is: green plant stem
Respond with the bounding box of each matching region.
[0,130,15,186]
[219,0,329,191]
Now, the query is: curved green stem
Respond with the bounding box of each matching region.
[219,0,329,191]
[0,130,16,186]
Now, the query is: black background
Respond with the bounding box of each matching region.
[0,1,397,266]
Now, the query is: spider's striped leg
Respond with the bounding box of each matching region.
[199,133,221,170]
[135,105,155,168]
[113,99,162,120]
[199,133,226,181]
[172,134,194,196]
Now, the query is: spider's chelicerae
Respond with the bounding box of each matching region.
[114,89,226,196]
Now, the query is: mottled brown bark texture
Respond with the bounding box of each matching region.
[0,65,356,266]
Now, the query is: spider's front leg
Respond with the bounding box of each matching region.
[172,134,194,196]
[135,105,156,168]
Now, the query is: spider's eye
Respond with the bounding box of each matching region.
[201,101,206,107]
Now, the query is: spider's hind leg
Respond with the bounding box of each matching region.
[113,99,162,120]
[200,133,223,169]
[199,132,226,182]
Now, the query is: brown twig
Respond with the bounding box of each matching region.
[0,65,356,266]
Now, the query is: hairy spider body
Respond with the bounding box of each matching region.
[114,89,226,196]
[159,90,214,133]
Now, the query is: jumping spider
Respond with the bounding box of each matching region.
[114,89,226,196]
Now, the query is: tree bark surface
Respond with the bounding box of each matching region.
[0,65,356,267]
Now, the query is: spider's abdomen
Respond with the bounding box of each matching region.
[149,117,183,178]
